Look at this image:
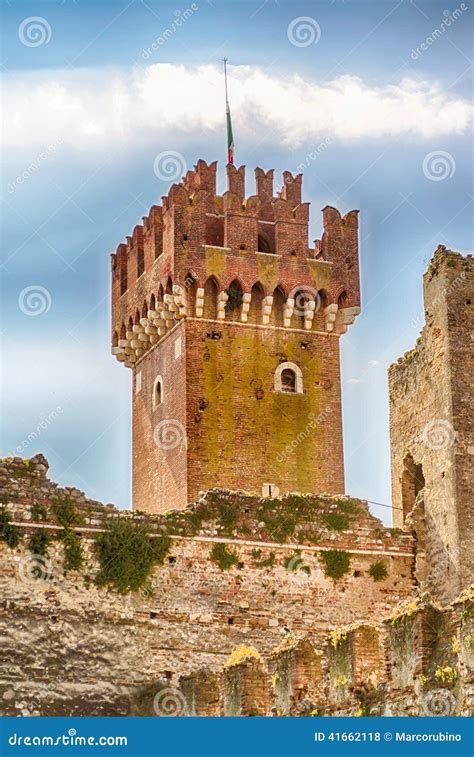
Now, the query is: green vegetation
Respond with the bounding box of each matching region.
[30,503,48,522]
[210,542,239,570]
[369,561,388,582]
[51,496,83,527]
[0,509,20,549]
[251,548,276,568]
[61,529,84,572]
[320,512,350,531]
[225,283,244,313]
[28,528,51,556]
[321,549,350,580]
[94,518,172,594]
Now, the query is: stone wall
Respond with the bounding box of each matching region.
[178,596,473,718]
[389,248,474,604]
[0,455,415,717]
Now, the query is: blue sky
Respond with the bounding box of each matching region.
[1,0,472,522]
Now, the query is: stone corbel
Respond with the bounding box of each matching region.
[217,291,228,320]
[241,292,251,322]
[283,297,295,328]
[324,304,338,332]
[262,295,273,325]
[304,300,316,330]
[195,287,205,317]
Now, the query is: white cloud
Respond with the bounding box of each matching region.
[2,64,472,152]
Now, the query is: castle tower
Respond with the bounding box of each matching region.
[111,160,361,513]
[389,247,473,603]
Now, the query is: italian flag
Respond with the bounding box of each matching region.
[226,100,234,165]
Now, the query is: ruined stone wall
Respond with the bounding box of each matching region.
[0,456,415,716]
[177,596,473,718]
[389,248,473,604]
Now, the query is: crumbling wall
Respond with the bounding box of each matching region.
[0,455,415,716]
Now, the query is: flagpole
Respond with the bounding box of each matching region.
[223,57,229,105]
[223,57,234,165]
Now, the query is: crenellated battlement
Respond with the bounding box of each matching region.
[111,159,361,369]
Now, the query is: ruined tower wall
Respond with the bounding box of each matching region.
[389,249,473,604]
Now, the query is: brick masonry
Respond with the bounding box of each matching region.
[111,159,361,513]
[0,455,418,716]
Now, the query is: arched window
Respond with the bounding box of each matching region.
[248,282,265,324]
[141,300,148,319]
[186,273,198,316]
[258,234,273,253]
[274,362,303,394]
[165,276,173,295]
[225,279,243,320]
[313,289,328,330]
[149,294,156,312]
[203,277,219,319]
[271,286,286,327]
[112,331,119,348]
[291,288,312,330]
[152,376,164,409]
[338,290,348,309]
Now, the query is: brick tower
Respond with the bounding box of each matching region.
[111,160,361,513]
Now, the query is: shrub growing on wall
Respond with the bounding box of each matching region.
[321,549,350,580]
[94,518,172,593]
[0,509,20,549]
